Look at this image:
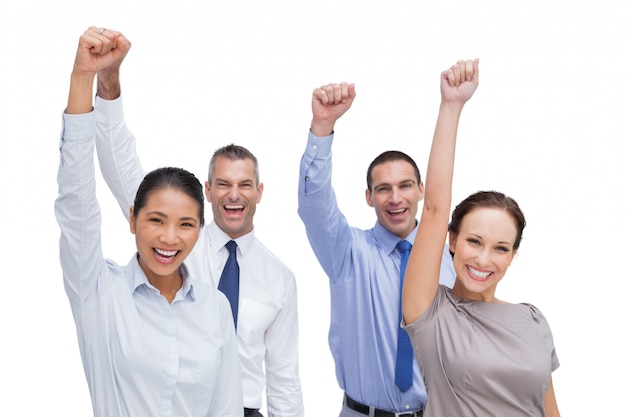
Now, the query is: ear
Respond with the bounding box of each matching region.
[205,180,212,203]
[448,231,457,254]
[365,189,374,207]
[417,181,425,201]
[256,182,264,204]
[129,206,137,235]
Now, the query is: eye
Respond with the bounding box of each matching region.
[181,222,196,228]
[149,218,163,224]
[466,238,480,245]
[376,186,390,193]
[400,183,413,189]
[495,246,510,253]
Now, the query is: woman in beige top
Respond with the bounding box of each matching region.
[402,59,560,417]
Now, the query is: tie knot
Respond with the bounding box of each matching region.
[397,240,412,254]
[225,240,237,254]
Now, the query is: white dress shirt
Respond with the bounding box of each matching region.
[94,96,304,416]
[56,111,243,417]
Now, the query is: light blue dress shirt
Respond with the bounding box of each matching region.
[55,112,243,417]
[298,131,455,412]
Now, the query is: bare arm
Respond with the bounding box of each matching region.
[544,378,561,417]
[402,59,479,324]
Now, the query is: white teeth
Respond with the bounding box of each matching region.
[389,209,405,214]
[155,248,177,257]
[468,266,490,279]
[225,204,244,210]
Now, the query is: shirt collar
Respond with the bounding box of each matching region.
[127,253,195,301]
[372,220,419,256]
[207,220,255,256]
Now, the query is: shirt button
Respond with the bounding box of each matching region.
[405,404,410,410]
[312,145,318,151]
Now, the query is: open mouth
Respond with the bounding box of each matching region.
[153,248,180,264]
[466,265,492,282]
[224,203,245,215]
[387,208,407,217]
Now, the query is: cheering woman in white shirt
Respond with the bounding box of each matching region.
[55,26,243,417]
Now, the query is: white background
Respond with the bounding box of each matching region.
[1,1,624,415]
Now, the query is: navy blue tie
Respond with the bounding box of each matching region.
[218,240,240,328]
[395,239,414,391]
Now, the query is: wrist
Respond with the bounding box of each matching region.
[97,70,121,100]
[310,119,335,137]
[439,100,465,115]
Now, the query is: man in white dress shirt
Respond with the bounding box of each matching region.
[93,30,304,417]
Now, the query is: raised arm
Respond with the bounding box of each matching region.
[297,82,357,279]
[402,59,479,324]
[57,27,130,306]
[93,37,147,221]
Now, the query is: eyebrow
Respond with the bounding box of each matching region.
[214,178,256,185]
[373,179,416,188]
[145,211,198,223]
[467,233,513,245]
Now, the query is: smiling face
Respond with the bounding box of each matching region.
[365,160,424,239]
[449,207,518,302]
[130,188,201,285]
[205,156,264,239]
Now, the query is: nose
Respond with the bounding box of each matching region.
[475,248,490,266]
[159,225,179,245]
[389,186,401,203]
[227,185,241,200]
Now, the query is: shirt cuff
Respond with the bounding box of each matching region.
[305,130,334,158]
[61,111,95,141]
[94,94,125,124]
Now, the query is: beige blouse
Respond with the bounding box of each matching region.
[403,286,559,417]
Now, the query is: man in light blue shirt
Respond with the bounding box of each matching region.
[298,82,456,416]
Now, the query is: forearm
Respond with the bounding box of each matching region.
[97,68,121,100]
[297,132,352,278]
[67,71,95,114]
[55,113,104,306]
[422,101,464,213]
[95,96,146,220]
[403,101,464,323]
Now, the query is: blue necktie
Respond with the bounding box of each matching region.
[218,240,240,328]
[395,239,414,391]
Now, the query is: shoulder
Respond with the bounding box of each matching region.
[249,238,295,276]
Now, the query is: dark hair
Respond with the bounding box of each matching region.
[208,144,259,184]
[366,150,421,191]
[134,167,205,226]
[448,191,526,254]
